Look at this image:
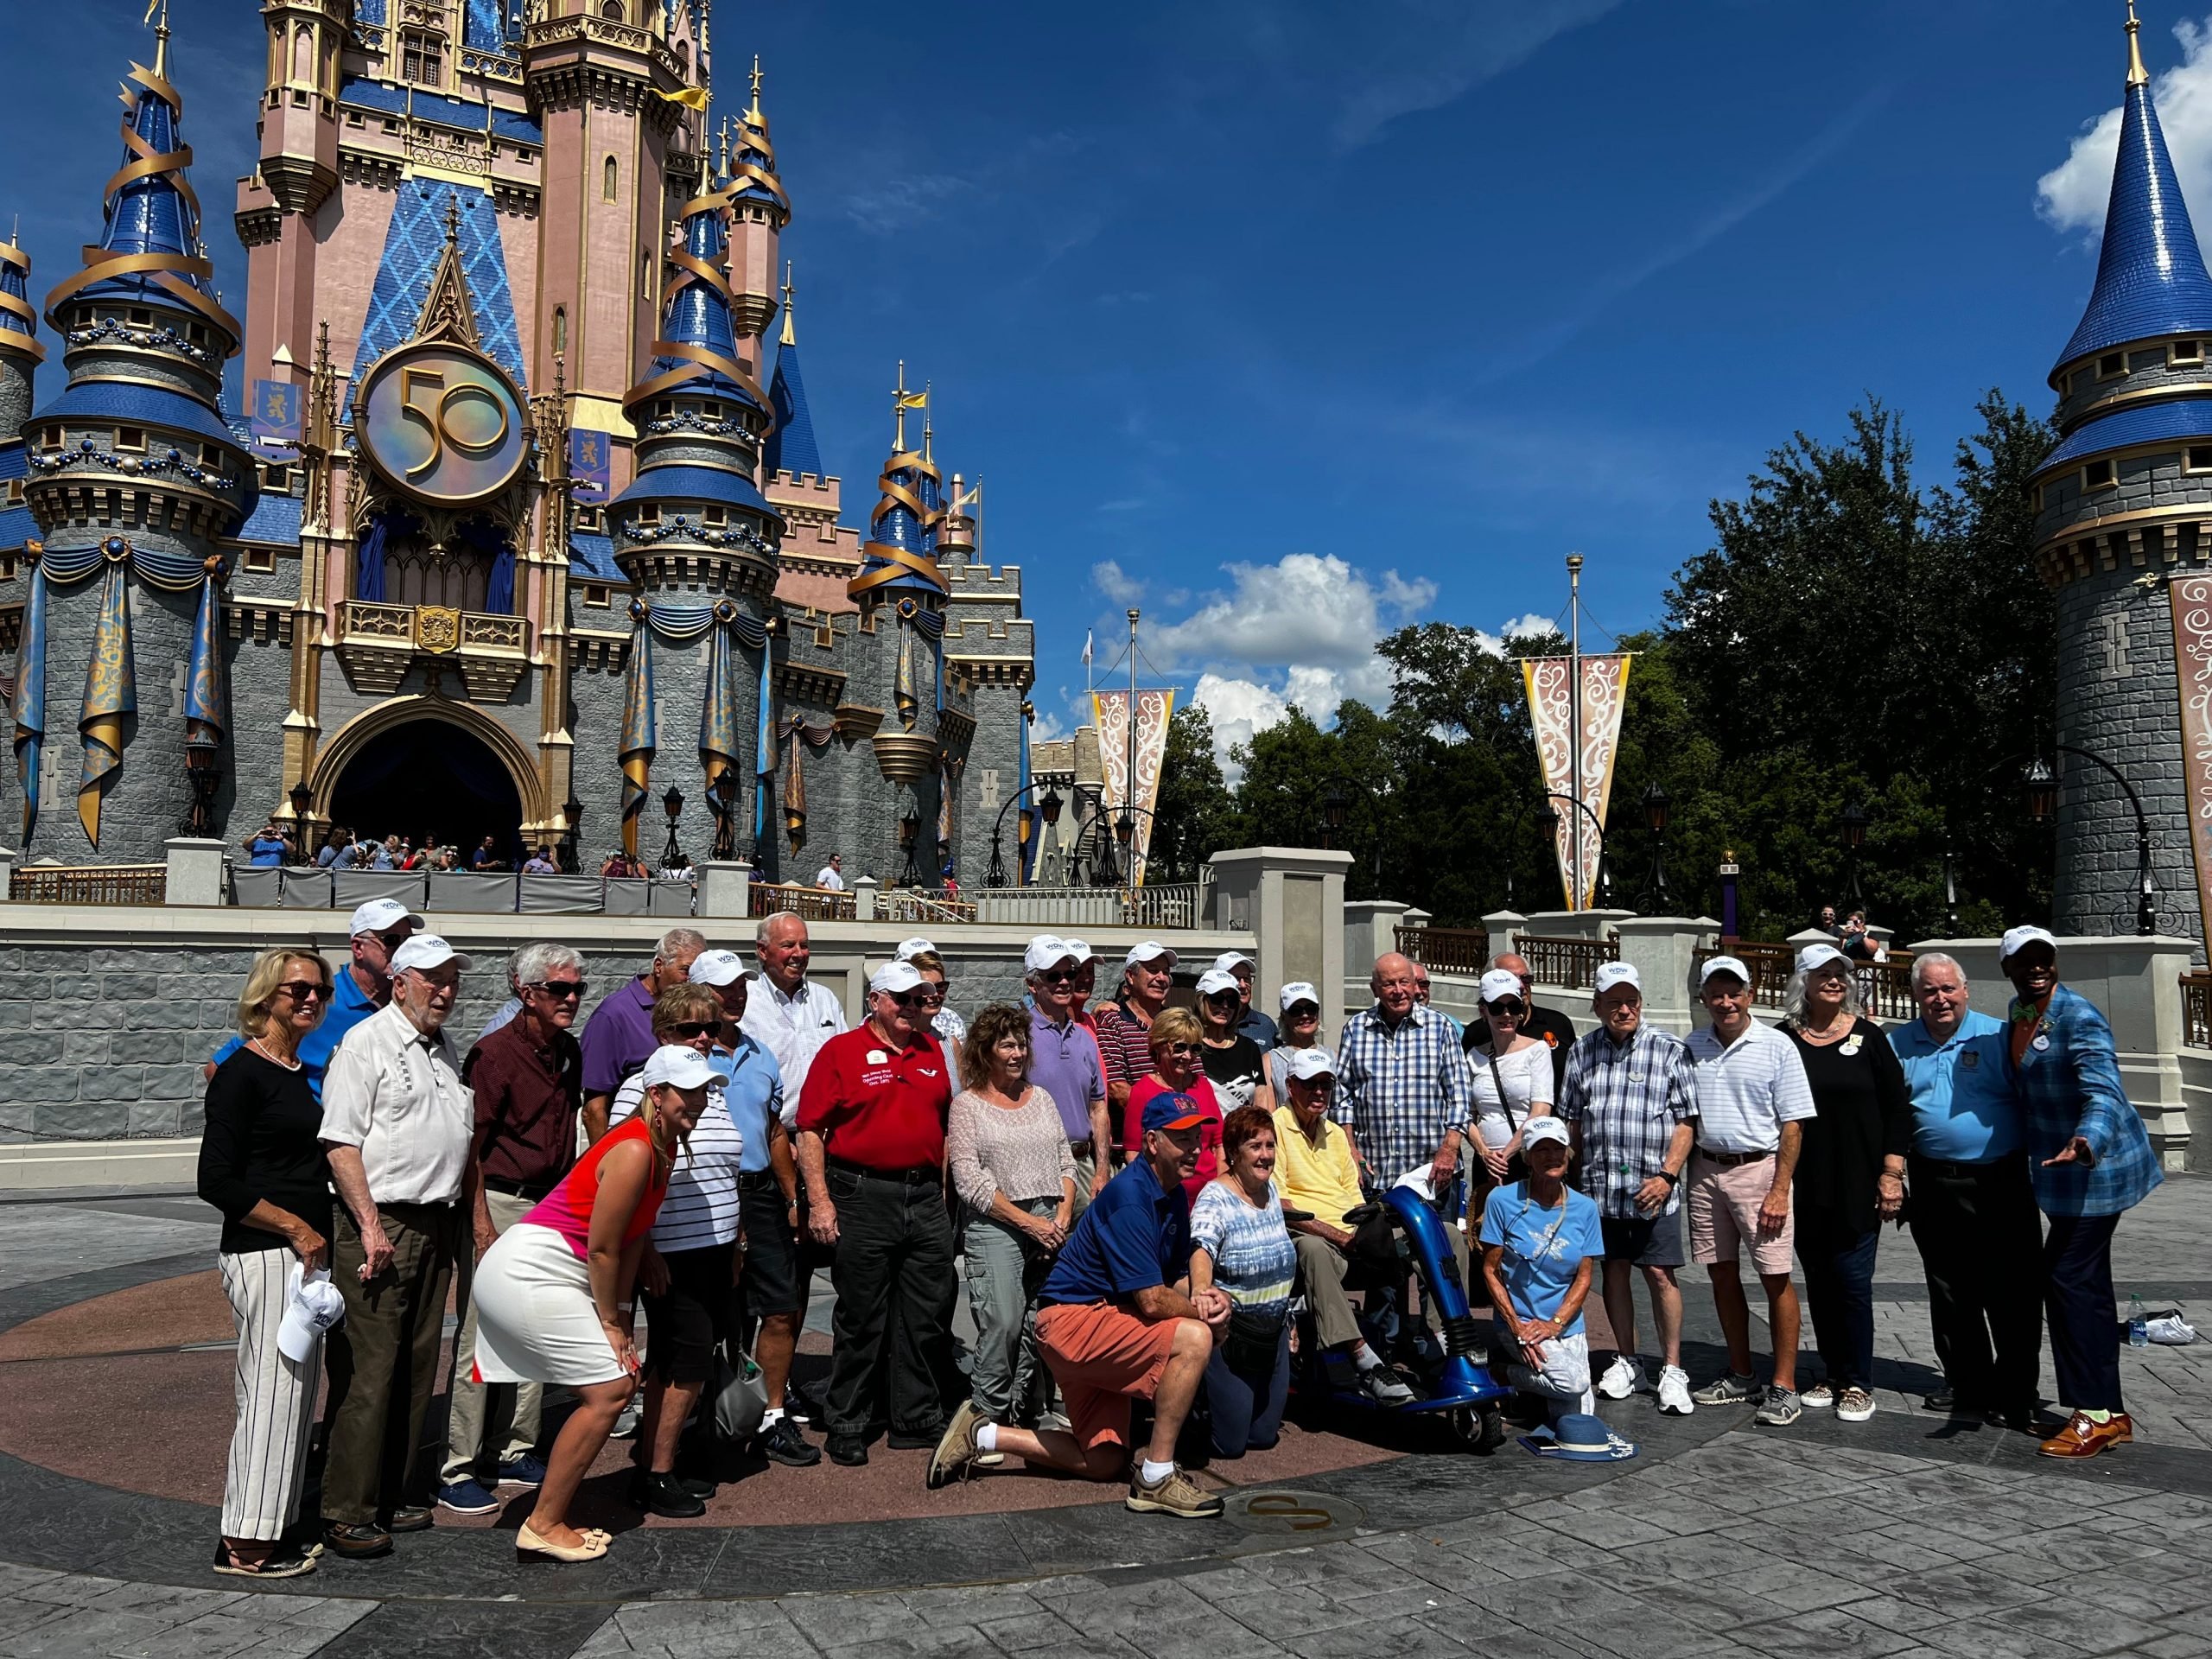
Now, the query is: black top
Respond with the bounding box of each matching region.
[1200,1034,1266,1116]
[1784,1015,1911,1233]
[197,1046,334,1255]
[1465,1003,1577,1094]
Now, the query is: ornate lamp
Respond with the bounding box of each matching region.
[1640,781,1670,913]
[560,792,584,875]
[661,784,684,868]
[898,802,921,887]
[182,729,221,837]
[1322,785,1349,849]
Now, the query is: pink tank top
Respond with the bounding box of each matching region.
[521,1116,670,1260]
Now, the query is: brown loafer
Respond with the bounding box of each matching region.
[2038,1410,2133,1459]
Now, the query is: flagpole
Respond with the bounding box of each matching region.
[1127,607,1141,887]
[1567,552,1584,912]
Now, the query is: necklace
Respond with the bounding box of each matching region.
[246,1035,301,1071]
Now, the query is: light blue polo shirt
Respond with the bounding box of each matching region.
[1889,1009,2019,1164]
[711,1032,785,1175]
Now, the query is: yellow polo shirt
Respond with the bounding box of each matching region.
[1272,1103,1363,1226]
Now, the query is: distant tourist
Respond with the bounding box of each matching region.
[523,846,558,874]
[660,852,694,882]
[1838,910,1875,961]
[242,823,289,868]
[814,852,846,890]
[315,827,353,868]
[470,835,508,873]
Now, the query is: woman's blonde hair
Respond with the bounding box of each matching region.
[1148,1006,1202,1053]
[906,949,946,976]
[649,982,721,1039]
[236,947,333,1039]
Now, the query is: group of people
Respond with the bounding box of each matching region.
[248,825,522,874]
[192,906,2160,1575]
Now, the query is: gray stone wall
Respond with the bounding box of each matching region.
[0,356,30,443]
[2053,342,2212,429]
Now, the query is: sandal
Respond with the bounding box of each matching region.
[213,1540,317,1579]
[516,1522,609,1563]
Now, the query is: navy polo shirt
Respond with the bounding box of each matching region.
[1040,1155,1190,1306]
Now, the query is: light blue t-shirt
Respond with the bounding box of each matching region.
[711,1033,785,1175]
[1478,1180,1604,1336]
[1889,1009,2019,1163]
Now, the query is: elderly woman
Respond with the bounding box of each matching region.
[198,946,338,1578]
[1466,966,1557,1211]
[1188,1105,1298,1457]
[472,1045,710,1561]
[1783,944,1910,1424]
[607,984,745,1516]
[948,1003,1077,1430]
[1123,1007,1224,1199]
[904,947,967,1093]
[1196,968,1266,1115]
[1261,982,1325,1107]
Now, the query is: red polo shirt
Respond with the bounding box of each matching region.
[796,1024,952,1171]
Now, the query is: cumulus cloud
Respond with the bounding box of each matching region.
[1151,554,1435,673]
[1191,673,1288,779]
[1091,559,1145,604]
[2038,16,2212,236]
[1500,612,1556,640]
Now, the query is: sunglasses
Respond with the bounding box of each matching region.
[667,1020,719,1039]
[891,991,936,1008]
[372,931,411,952]
[533,980,588,999]
[1037,969,1080,984]
[276,981,327,1003]
[1161,1040,1203,1056]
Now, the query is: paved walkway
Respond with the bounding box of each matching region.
[0,1179,2206,1658]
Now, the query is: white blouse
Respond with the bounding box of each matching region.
[1465,1040,1553,1124]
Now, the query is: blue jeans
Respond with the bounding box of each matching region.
[1797,1211,1878,1391]
[1201,1319,1289,1457]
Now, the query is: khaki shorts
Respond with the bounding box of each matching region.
[1687,1152,1795,1275]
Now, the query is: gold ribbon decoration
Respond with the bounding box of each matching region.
[77,545,137,849]
[624,217,773,410]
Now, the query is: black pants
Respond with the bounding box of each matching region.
[1907,1152,2044,1413]
[1796,1209,1878,1392]
[2045,1211,2125,1414]
[823,1166,956,1441]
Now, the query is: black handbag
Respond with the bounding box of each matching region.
[1222,1306,1285,1374]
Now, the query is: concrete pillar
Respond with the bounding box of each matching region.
[0,845,16,900]
[1484,910,1527,959]
[1206,847,1353,1037]
[164,837,231,907]
[1611,916,1722,1037]
[851,875,878,922]
[1522,908,1633,944]
[697,860,750,918]
[1343,899,1411,976]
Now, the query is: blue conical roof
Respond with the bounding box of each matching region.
[0,241,35,346]
[766,338,821,478]
[79,78,215,311]
[626,200,761,416]
[2057,61,2212,369]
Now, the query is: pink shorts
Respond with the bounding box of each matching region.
[1687,1152,1796,1275]
[1036,1300,1182,1451]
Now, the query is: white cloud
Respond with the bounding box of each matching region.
[1151,554,1435,673]
[1501,612,1556,640]
[1328,0,1626,150]
[2039,17,2212,237]
[1191,674,1287,783]
[1091,559,1145,604]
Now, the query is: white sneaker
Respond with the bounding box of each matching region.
[1596,1355,1647,1400]
[1656,1365,1694,1416]
[1800,1382,1835,1410]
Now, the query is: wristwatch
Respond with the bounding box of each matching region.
[1659,1169,1681,1187]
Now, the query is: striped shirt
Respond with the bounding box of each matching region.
[1685,1020,1815,1154]
[1334,1003,1476,1185]
[1092,999,1156,1095]
[608,1071,742,1251]
[1555,1023,1698,1219]
[1189,1179,1296,1319]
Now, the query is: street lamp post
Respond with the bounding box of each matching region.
[287,778,315,861]
[660,784,684,871]
[1640,781,1670,913]
[1506,791,1612,911]
[1840,800,1870,906]
[1322,785,1349,851]
[2022,748,2158,936]
[561,792,584,876]
[984,775,1068,887]
[898,803,921,887]
[181,729,221,837]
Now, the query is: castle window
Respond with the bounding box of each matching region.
[402,29,443,86]
[40,427,61,452]
[115,427,147,453]
[201,444,223,467]
[602,156,619,201]
[2188,446,2212,474]
[655,400,674,417]
[2098,352,2126,380]
[383,118,401,133]
[244,548,276,573]
[346,110,364,126]
[2177,340,2205,366]
[639,251,653,302]
[637,505,661,526]
[2084,458,2117,491]
[574,505,604,531]
[552,305,567,357]
[600,1,625,18]
[583,583,611,607]
[262,464,291,492]
[703,506,726,526]
[129,308,153,327]
[702,401,721,419]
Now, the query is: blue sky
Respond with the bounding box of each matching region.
[1,0,2191,762]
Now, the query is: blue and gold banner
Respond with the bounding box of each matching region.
[620,611,656,862]
[699,601,741,819]
[569,429,611,502]
[77,556,136,849]
[11,563,47,844]
[250,378,302,453]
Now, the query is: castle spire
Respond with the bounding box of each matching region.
[2052,2,2212,372]
[149,0,171,86]
[779,261,797,346]
[0,230,43,365]
[849,363,946,602]
[764,261,821,479]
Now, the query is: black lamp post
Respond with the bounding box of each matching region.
[1840,800,1869,906]
[1640,780,1670,913]
[708,770,738,861]
[660,784,684,870]
[1322,785,1349,850]
[985,775,1072,888]
[287,778,314,860]
[561,792,584,875]
[898,802,921,887]
[2021,749,2157,935]
[181,729,221,837]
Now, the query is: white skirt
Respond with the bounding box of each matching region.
[471,1221,626,1388]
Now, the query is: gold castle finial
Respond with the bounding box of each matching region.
[894,359,909,451]
[2128,0,2151,87]
[442,190,462,248]
[749,54,764,118]
[779,261,796,346]
[716,116,730,181]
[922,379,933,461]
[143,0,172,80]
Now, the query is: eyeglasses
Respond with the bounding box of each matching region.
[667,1020,719,1039]
[532,980,588,1000]
[276,981,327,1003]
[372,931,410,952]
[1161,1040,1203,1056]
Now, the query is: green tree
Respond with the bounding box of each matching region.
[1148,702,1236,881]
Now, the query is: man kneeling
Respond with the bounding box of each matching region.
[929,1093,1228,1517]
[1478,1116,1604,1421]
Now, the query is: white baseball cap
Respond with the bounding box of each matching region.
[390,934,472,975]
[1279,981,1319,1012]
[1059,938,1096,965]
[870,960,927,995]
[1125,941,1178,969]
[1796,943,1850,976]
[1522,1116,1571,1152]
[639,1044,721,1090]
[2000,925,2058,962]
[350,897,423,938]
[1023,935,1075,974]
[893,937,937,962]
[276,1265,346,1363]
[689,948,747,987]
[1288,1046,1338,1081]
[1196,968,1241,1000]
[1594,962,1641,995]
[1478,968,1524,1006]
[1699,955,1751,988]
[1213,950,1255,973]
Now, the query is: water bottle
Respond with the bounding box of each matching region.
[2129,1294,2149,1348]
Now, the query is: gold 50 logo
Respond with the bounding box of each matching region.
[358,343,528,505]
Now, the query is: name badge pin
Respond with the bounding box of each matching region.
[2032,1035,2051,1052]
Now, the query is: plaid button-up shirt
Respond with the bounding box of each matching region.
[1555,1022,1699,1219]
[1334,1003,1475,1184]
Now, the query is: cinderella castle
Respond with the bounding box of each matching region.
[0,0,1034,882]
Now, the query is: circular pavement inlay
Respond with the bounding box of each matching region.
[1221,1488,1366,1540]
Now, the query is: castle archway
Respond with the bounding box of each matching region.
[309,698,544,864]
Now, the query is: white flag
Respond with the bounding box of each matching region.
[1082,632,1093,667]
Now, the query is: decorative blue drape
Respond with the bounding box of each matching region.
[615,601,770,863]
[753,642,775,868]
[10,565,47,844]
[620,609,656,861]
[699,605,741,830]
[355,513,390,601]
[457,519,515,615]
[185,564,227,744]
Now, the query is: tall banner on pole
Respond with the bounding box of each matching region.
[2169,575,2212,944]
[1521,654,1631,909]
[1093,689,1174,887]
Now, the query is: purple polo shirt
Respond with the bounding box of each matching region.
[579,974,658,1099]
[1029,1003,1106,1146]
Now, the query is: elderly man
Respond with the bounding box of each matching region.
[1464,951,1577,1095]
[742,912,848,1106]
[1337,952,1476,1196]
[207,898,421,1096]
[316,935,478,1560]
[1212,950,1278,1047]
[1889,950,2042,1425]
[436,942,584,1514]
[1557,962,1699,1416]
[1411,964,1464,1042]
[1686,955,1815,1426]
[797,960,957,1465]
[579,926,705,1142]
[928,1092,1229,1517]
[1272,1048,1414,1402]
[1094,942,1176,1130]
[1027,937,1113,1216]
[1999,926,2164,1460]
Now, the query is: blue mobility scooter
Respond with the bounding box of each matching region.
[1291,1183,1514,1452]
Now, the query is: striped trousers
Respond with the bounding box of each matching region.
[219,1247,321,1541]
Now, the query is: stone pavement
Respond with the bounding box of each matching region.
[0,1179,2206,1658]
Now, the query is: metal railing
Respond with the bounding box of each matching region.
[1692,942,1919,1020]
[2184,970,2212,1049]
[971,882,1205,930]
[1520,932,1618,993]
[1395,925,1491,976]
[748,883,856,923]
[876,891,980,925]
[10,863,168,906]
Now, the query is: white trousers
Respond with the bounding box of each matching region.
[219,1248,321,1541]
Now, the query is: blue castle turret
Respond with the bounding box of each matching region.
[2031,3,2212,948]
[764,263,821,479]
[0,232,41,442]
